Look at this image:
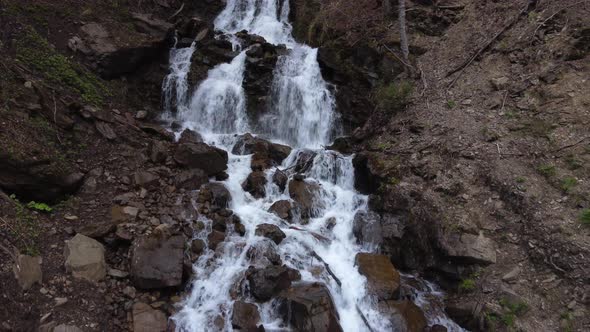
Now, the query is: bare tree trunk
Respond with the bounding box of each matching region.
[398,0,409,62]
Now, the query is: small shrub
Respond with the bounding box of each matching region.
[374,81,413,112]
[565,154,582,170]
[459,279,476,292]
[560,177,577,193]
[7,194,40,255]
[499,298,529,328]
[446,100,457,109]
[537,164,556,177]
[516,177,526,183]
[26,201,53,212]
[579,209,590,226]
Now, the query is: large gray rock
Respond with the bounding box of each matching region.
[231,301,261,330]
[268,200,293,221]
[132,302,168,332]
[247,265,301,301]
[355,253,400,301]
[443,231,497,265]
[130,231,185,289]
[13,254,42,290]
[64,234,106,282]
[174,142,228,175]
[278,282,343,332]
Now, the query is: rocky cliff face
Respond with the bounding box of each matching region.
[1,0,589,331]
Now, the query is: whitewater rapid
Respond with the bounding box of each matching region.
[162,0,464,331]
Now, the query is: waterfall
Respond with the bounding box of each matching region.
[179,51,249,135]
[162,42,196,119]
[164,0,463,331]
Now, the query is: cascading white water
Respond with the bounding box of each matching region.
[162,42,196,119]
[166,0,463,331]
[178,51,249,135]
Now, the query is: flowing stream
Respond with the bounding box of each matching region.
[163,0,463,331]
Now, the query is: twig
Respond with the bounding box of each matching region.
[551,136,590,153]
[500,91,508,112]
[446,0,532,89]
[532,0,589,38]
[52,93,63,144]
[168,2,185,20]
[382,44,415,70]
[496,143,502,156]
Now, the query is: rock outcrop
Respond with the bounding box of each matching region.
[132,302,168,332]
[255,223,286,245]
[247,265,301,301]
[232,133,291,170]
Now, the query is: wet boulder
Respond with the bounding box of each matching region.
[231,301,261,330]
[278,282,343,332]
[174,142,228,176]
[232,133,292,170]
[247,265,301,301]
[246,239,282,266]
[255,224,286,245]
[272,169,288,191]
[355,253,401,301]
[288,178,324,219]
[208,230,226,250]
[130,229,185,289]
[268,200,293,221]
[242,171,267,198]
[352,210,383,248]
[293,149,317,173]
[379,300,427,332]
[198,183,231,211]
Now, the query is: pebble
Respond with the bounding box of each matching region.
[55,297,68,306]
[502,266,521,283]
[64,215,79,221]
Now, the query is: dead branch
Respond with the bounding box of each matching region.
[532,0,589,38]
[168,2,185,21]
[446,0,533,89]
[552,136,590,153]
[52,93,63,144]
[382,44,415,70]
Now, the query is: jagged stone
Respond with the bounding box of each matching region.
[352,210,383,248]
[132,302,168,332]
[443,231,497,265]
[175,168,208,190]
[64,234,107,282]
[130,232,185,289]
[231,301,261,330]
[198,183,231,210]
[268,200,293,221]
[255,223,286,245]
[242,171,267,198]
[13,254,42,290]
[247,265,301,301]
[288,178,323,219]
[232,133,292,170]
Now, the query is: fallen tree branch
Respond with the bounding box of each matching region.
[532,0,589,38]
[446,0,533,89]
[168,2,184,21]
[552,136,590,153]
[382,43,415,70]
